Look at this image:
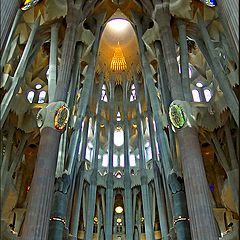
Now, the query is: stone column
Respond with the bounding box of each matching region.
[148,114,169,239]
[0,0,20,54]
[153,6,218,239]
[48,174,70,240]
[216,0,239,64]
[48,23,60,103]
[196,15,239,126]
[122,78,134,240]
[67,116,89,235]
[105,80,115,240]
[21,5,103,239]
[168,172,191,240]
[177,20,192,102]
[68,162,85,240]
[1,9,22,68]
[133,76,154,240]
[84,79,104,240]
[132,14,174,231]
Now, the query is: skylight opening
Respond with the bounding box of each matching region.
[108,18,130,32]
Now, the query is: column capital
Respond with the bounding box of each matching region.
[37,101,70,133]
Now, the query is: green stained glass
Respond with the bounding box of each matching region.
[169,104,185,129]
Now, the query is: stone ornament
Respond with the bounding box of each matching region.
[36,101,69,132]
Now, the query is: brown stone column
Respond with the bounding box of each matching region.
[153,4,219,239]
[20,1,92,238]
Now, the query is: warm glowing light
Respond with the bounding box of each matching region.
[117,218,122,223]
[110,44,127,71]
[115,206,123,214]
[108,18,129,32]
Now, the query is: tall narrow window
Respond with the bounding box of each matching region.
[192,89,201,102]
[120,154,124,167]
[129,154,136,167]
[102,154,109,167]
[204,89,212,102]
[101,84,108,102]
[38,91,46,103]
[130,84,136,102]
[114,127,124,147]
[113,154,118,167]
[27,91,35,103]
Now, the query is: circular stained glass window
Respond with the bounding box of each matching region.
[169,104,185,129]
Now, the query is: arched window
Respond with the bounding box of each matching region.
[120,154,124,167]
[114,127,124,147]
[102,154,108,167]
[113,154,118,167]
[27,91,35,103]
[129,154,136,167]
[38,91,46,103]
[204,89,212,102]
[101,84,108,102]
[192,89,201,102]
[130,84,136,102]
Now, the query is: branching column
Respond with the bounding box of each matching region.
[68,116,90,239]
[122,79,134,240]
[21,2,101,239]
[133,74,155,240]
[84,77,104,239]
[153,4,219,239]
[196,15,239,126]
[0,17,40,128]
[105,80,115,240]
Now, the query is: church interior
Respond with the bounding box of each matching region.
[0,0,239,239]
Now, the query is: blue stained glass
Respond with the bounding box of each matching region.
[205,0,217,7]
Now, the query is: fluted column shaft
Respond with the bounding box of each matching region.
[68,117,89,239]
[133,75,154,240]
[151,6,220,239]
[133,14,174,230]
[123,79,134,240]
[177,20,192,102]
[217,0,239,64]
[84,78,104,240]
[48,23,60,103]
[0,0,19,54]
[105,81,115,240]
